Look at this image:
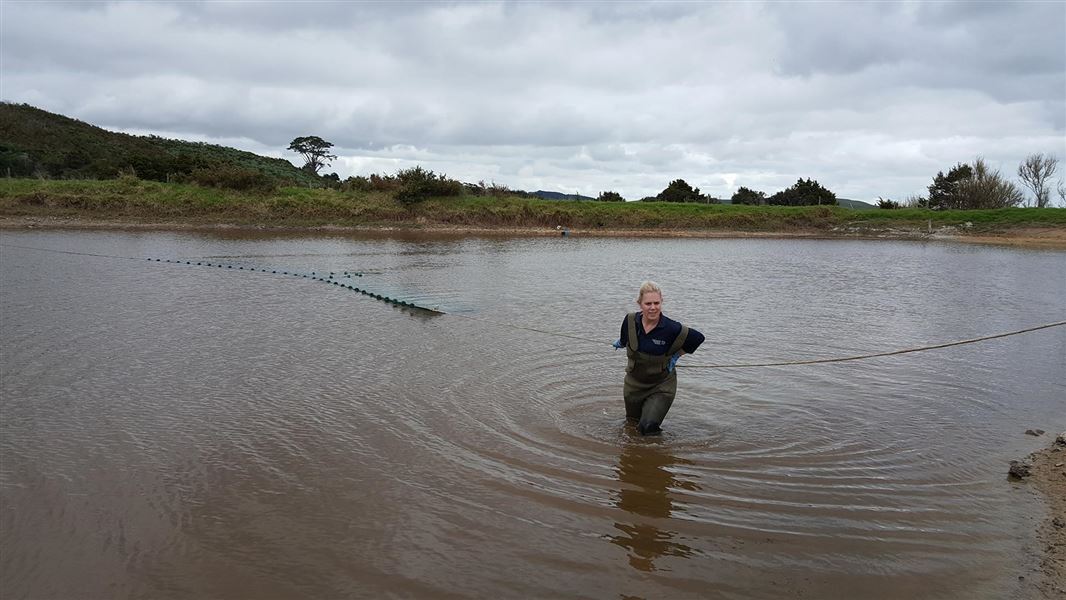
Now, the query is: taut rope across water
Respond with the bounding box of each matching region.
[448,311,1066,368]
[675,320,1066,368]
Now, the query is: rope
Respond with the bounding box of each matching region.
[677,320,1066,369]
[450,313,1066,367]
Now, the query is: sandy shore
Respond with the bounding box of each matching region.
[2,216,1065,249]
[956,227,1066,249]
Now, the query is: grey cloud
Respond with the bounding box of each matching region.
[769,2,1065,105]
[3,1,1063,204]
[163,1,414,33]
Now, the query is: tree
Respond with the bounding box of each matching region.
[767,178,837,206]
[1058,179,1066,206]
[730,186,766,205]
[657,179,702,203]
[597,190,625,202]
[927,163,972,210]
[877,197,901,209]
[956,157,1024,209]
[1017,153,1058,208]
[287,136,337,175]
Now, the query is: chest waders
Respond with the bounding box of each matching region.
[623,312,689,436]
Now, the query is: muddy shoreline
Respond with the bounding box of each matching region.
[2,216,1065,249]
[1022,434,1066,598]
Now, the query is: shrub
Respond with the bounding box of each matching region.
[767,178,837,206]
[393,166,462,205]
[488,182,511,198]
[342,175,372,192]
[731,186,766,205]
[957,158,1024,209]
[657,179,702,203]
[185,165,276,192]
[321,172,341,189]
[369,173,401,192]
[464,181,487,196]
[903,194,927,208]
[0,145,35,177]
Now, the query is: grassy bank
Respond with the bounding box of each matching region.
[2,178,1065,235]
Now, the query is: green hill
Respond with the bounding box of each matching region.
[0,102,317,186]
[531,190,596,201]
[836,198,876,209]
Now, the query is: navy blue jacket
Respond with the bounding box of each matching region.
[619,313,705,356]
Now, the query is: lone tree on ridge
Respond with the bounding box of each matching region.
[288,136,337,175]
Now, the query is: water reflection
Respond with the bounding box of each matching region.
[610,437,696,572]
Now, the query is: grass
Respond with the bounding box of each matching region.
[2,178,1065,234]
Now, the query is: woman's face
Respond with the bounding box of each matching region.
[638,291,662,321]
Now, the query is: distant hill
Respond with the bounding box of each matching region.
[531,190,596,201]
[0,102,317,185]
[836,198,876,209]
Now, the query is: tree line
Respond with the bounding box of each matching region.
[596,154,1061,210]
[293,136,845,207]
[592,178,838,206]
[295,132,1061,210]
[876,154,1061,210]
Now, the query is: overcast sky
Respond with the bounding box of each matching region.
[3,1,1064,202]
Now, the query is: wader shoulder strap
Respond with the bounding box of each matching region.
[626,312,639,352]
[667,325,689,356]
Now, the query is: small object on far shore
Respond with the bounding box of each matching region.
[1009,460,1032,479]
[1056,431,1066,446]
[1026,429,1046,436]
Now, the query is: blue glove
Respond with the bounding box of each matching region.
[667,353,681,372]
[612,339,623,350]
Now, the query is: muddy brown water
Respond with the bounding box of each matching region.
[2,229,1064,599]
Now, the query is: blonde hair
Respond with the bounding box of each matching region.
[637,280,662,303]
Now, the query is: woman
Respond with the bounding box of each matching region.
[614,281,705,436]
